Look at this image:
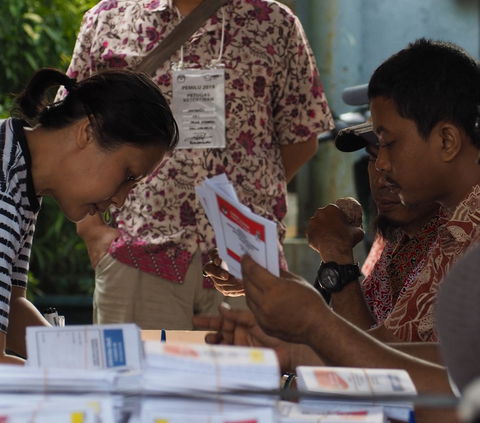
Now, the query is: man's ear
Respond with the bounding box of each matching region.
[437,123,462,163]
[76,117,94,149]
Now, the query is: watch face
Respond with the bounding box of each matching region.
[320,267,340,291]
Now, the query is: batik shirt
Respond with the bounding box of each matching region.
[0,119,40,333]
[362,214,441,327]
[384,184,480,342]
[361,237,386,278]
[66,0,334,285]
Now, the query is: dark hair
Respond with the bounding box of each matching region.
[368,38,480,148]
[12,68,178,151]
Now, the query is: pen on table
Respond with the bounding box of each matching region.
[408,410,416,423]
[161,329,166,342]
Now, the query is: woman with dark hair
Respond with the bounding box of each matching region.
[0,67,178,364]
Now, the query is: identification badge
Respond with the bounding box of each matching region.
[172,68,226,149]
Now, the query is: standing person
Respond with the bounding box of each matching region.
[0,67,178,364]
[65,0,334,329]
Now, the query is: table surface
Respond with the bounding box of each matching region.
[141,330,209,343]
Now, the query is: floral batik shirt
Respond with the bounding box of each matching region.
[361,214,441,327]
[66,0,334,286]
[361,236,386,278]
[384,183,480,342]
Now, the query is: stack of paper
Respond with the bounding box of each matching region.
[142,341,280,420]
[26,323,144,370]
[0,365,138,422]
[196,173,279,279]
[13,322,146,423]
[0,404,96,423]
[296,367,417,422]
[278,401,386,423]
[143,341,279,399]
[0,364,118,393]
[0,393,114,423]
[138,398,276,423]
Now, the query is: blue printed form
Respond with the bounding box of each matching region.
[26,324,143,370]
[103,329,127,368]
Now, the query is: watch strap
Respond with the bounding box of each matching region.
[337,263,362,286]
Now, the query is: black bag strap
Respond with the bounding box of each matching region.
[136,0,228,75]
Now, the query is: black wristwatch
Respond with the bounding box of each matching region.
[316,261,362,293]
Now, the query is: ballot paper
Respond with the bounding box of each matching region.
[0,365,118,393]
[143,341,280,407]
[139,399,276,423]
[0,366,142,422]
[0,394,115,423]
[296,367,417,422]
[278,401,386,423]
[26,323,144,370]
[196,174,279,279]
[0,404,96,423]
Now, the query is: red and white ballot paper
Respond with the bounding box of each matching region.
[195,174,279,280]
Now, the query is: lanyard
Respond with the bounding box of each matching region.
[177,6,226,69]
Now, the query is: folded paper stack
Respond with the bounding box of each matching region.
[296,366,417,422]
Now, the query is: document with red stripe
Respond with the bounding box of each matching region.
[196,174,279,280]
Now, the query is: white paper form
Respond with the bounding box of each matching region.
[140,405,276,423]
[0,394,115,423]
[0,404,96,423]
[26,324,144,370]
[278,401,386,423]
[143,341,280,408]
[196,175,279,280]
[296,367,416,422]
[196,173,238,220]
[297,367,417,396]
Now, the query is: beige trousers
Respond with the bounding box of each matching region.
[93,248,248,330]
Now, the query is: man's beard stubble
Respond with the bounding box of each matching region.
[373,214,405,243]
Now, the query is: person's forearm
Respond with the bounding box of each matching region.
[389,342,444,365]
[0,352,25,364]
[0,330,25,365]
[287,343,325,372]
[280,135,318,183]
[331,282,376,330]
[7,292,49,358]
[318,247,376,330]
[305,310,452,395]
[366,322,404,343]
